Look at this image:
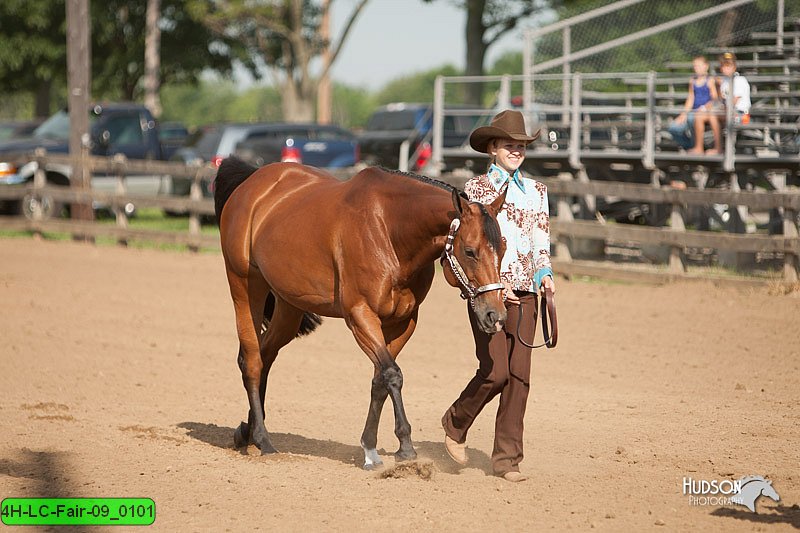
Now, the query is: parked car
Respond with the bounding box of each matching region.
[158,121,190,160]
[358,103,480,171]
[0,120,44,141]
[169,122,360,199]
[0,103,172,219]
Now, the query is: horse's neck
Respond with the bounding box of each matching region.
[386,190,452,266]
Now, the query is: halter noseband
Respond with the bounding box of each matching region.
[442,218,504,310]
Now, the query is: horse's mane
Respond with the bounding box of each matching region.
[380,167,468,200]
[378,167,501,252]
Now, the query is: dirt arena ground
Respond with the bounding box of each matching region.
[1,237,798,531]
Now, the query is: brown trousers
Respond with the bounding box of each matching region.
[442,291,537,475]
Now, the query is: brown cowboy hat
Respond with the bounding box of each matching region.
[469,110,540,153]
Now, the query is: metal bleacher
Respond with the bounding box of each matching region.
[429,2,800,199]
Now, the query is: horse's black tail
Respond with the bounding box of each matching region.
[214,157,259,224]
[263,292,323,337]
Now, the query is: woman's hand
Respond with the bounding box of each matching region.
[503,282,520,306]
[675,112,687,124]
[541,275,555,294]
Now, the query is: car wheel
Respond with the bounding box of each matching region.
[21,191,63,221]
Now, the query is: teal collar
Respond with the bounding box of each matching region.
[487,164,525,193]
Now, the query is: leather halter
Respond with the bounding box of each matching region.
[442,218,504,310]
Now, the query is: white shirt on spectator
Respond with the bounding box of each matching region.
[720,72,751,113]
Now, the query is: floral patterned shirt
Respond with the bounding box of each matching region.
[464,164,553,293]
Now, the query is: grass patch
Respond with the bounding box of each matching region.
[0,208,220,253]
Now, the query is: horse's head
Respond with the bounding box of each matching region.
[442,187,508,334]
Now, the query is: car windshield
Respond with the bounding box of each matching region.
[32,109,99,141]
[32,110,71,140]
[367,110,427,131]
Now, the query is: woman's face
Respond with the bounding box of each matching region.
[490,138,526,172]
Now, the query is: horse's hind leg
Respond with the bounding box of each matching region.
[254,295,305,451]
[228,267,278,454]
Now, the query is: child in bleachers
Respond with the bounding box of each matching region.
[668,55,719,152]
[690,52,751,155]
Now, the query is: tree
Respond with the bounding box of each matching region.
[192,0,370,122]
[0,0,67,117]
[423,0,557,106]
[0,0,248,117]
[92,0,251,101]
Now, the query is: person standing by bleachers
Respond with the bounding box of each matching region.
[668,55,719,152]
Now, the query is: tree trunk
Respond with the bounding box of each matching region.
[465,0,488,105]
[282,81,315,122]
[317,0,331,124]
[144,0,162,118]
[34,79,52,118]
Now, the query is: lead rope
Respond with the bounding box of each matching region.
[516,288,557,349]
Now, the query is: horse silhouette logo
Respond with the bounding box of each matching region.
[730,476,780,512]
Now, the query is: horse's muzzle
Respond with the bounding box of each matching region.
[477,307,507,334]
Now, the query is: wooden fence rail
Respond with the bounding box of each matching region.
[1,151,798,284]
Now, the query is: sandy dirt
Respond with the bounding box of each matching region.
[1,237,798,531]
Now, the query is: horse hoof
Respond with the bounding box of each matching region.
[394,449,417,462]
[362,460,384,471]
[260,445,278,455]
[233,422,250,448]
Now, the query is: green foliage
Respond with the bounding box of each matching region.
[0,0,66,89]
[375,65,463,106]
[0,0,245,116]
[331,85,376,129]
[91,0,247,101]
[160,81,282,128]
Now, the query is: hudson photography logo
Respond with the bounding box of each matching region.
[682,475,780,512]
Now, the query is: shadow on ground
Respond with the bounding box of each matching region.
[177,421,493,475]
[711,504,800,529]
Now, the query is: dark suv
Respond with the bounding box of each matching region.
[170,122,359,198]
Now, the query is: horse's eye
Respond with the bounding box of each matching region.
[464,248,477,260]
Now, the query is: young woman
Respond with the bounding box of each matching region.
[442,110,555,482]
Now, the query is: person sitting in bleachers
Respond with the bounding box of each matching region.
[668,55,719,152]
[691,52,751,155]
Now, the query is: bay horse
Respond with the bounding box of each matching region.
[214,158,507,469]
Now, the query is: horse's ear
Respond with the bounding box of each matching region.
[451,187,465,216]
[486,185,507,217]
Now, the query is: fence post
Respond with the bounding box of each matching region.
[669,193,687,273]
[430,75,444,178]
[188,169,202,253]
[113,153,128,247]
[643,71,656,169]
[31,148,47,237]
[562,26,571,124]
[555,172,574,263]
[569,73,581,170]
[784,207,798,282]
[398,140,410,173]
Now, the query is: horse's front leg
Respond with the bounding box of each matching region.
[351,307,418,467]
[360,372,388,470]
